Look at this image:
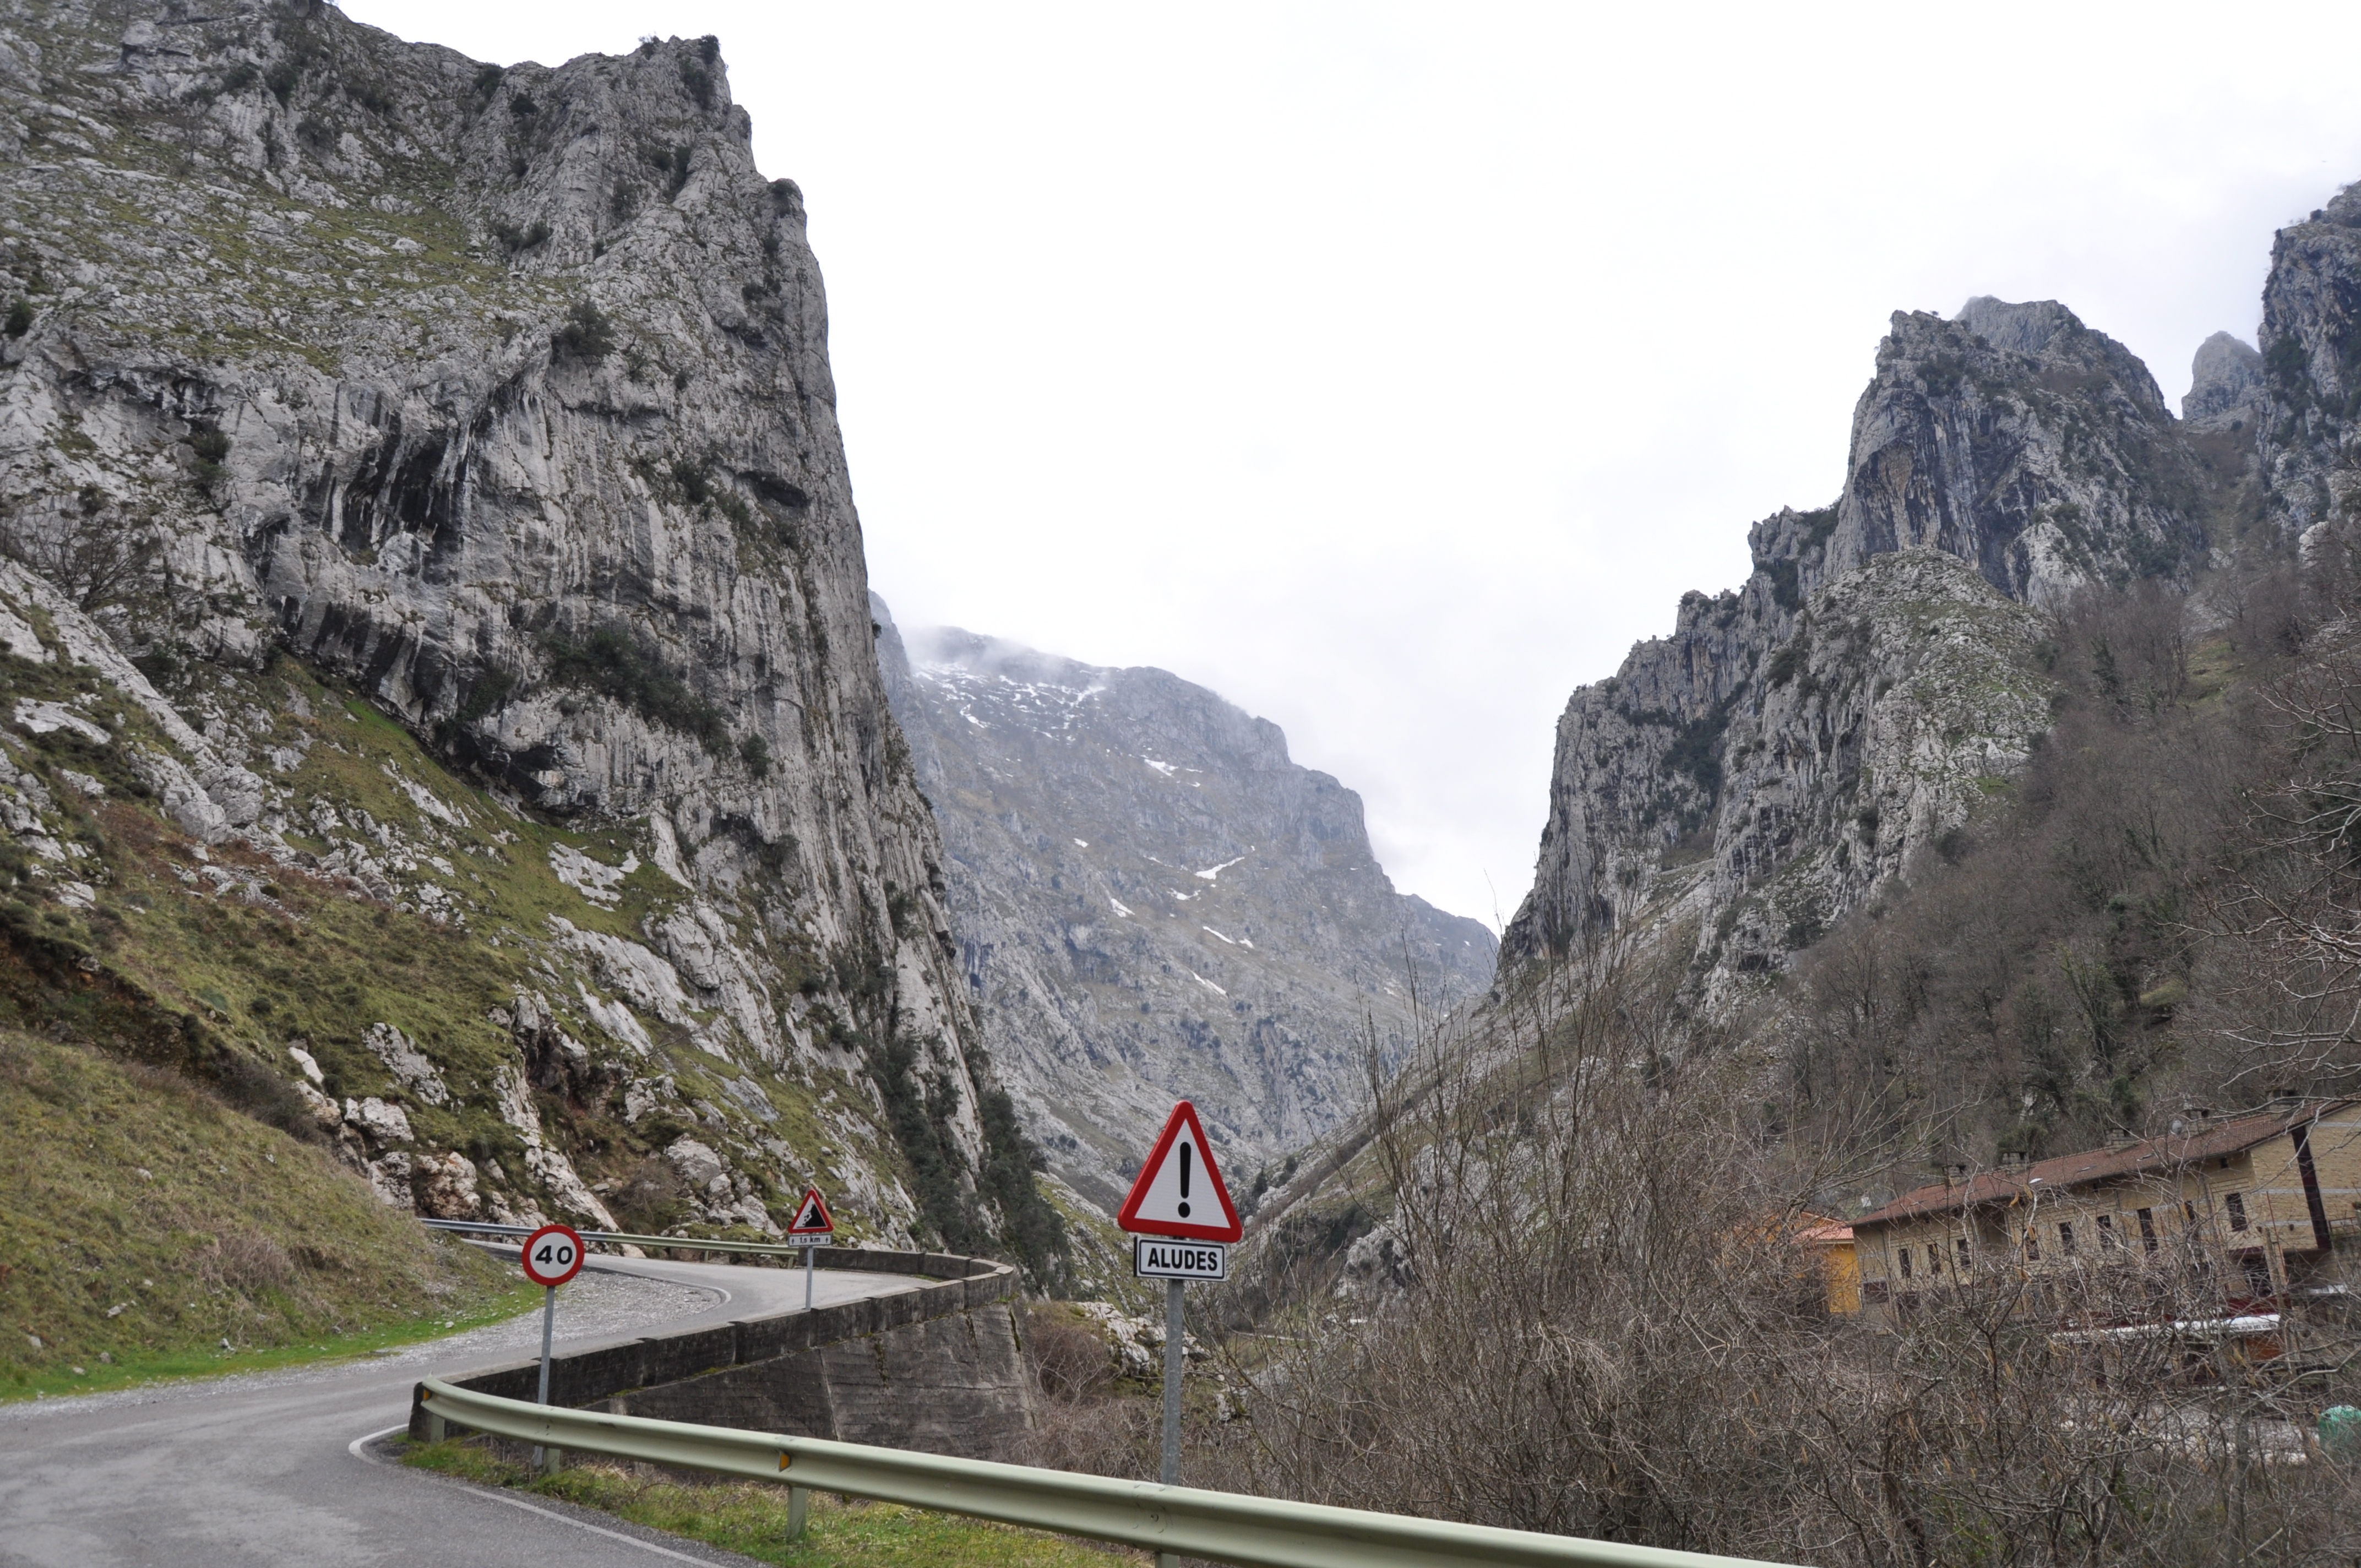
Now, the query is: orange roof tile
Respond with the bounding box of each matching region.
[1855,1102,2355,1229]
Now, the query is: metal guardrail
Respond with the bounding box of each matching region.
[415,1376,1792,1568]
[420,1217,816,1261]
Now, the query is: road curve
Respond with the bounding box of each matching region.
[0,1256,927,1567]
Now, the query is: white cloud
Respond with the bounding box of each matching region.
[348,1,2361,925]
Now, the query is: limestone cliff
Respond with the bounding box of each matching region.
[874,602,1496,1211]
[1504,297,2236,987]
[0,2,1057,1271]
[2257,182,2361,545]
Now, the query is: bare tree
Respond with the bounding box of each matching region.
[2204,600,2361,1088]
[1190,910,2361,1565]
[0,487,161,616]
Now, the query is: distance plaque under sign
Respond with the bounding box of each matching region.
[1134,1237,1228,1281]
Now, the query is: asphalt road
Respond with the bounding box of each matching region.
[0,1255,926,1566]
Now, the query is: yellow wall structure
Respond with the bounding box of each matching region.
[1851,1102,2361,1338]
[1798,1219,1860,1314]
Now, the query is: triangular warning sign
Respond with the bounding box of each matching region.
[787,1186,834,1235]
[1117,1101,1242,1243]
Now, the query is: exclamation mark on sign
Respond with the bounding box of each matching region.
[1178,1141,1193,1218]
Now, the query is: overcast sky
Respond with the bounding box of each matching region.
[346,2,2361,930]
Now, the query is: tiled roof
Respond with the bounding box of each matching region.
[1855,1102,2355,1229]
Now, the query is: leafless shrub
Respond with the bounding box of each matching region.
[0,492,161,616]
[1025,1304,1114,1404]
[606,1155,690,1234]
[1011,1302,1162,1476]
[2052,580,2193,722]
[203,1229,295,1294]
[1195,925,2361,1565]
[2200,592,2361,1091]
[1015,1386,1161,1478]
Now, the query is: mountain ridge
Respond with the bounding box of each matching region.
[873,598,1495,1211]
[0,1,1060,1281]
[1501,291,2269,990]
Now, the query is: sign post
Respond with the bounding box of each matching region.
[786,1186,834,1310]
[1116,1101,1242,1512]
[518,1222,585,1473]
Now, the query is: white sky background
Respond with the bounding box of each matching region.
[344,1,2361,931]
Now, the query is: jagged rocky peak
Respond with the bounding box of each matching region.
[2257,181,2361,542]
[2184,331,2265,429]
[1954,296,2082,357]
[1504,289,2221,982]
[1503,547,2050,979]
[1814,298,2204,607]
[0,3,1051,1266]
[874,598,1496,1212]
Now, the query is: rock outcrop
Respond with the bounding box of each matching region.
[1816,298,2208,609]
[1505,297,2237,987]
[2257,182,2361,545]
[2184,332,2265,431]
[875,602,1496,1210]
[0,3,1054,1270]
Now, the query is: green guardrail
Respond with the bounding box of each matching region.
[414,1376,1794,1568]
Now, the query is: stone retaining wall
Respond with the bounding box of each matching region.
[409,1248,1035,1458]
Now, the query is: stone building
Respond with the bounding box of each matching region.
[1853,1102,2361,1364]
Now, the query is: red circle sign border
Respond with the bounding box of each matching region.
[519,1222,586,1287]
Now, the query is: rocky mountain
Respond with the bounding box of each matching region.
[0,3,1059,1275]
[1503,291,2278,990]
[2258,184,2361,545]
[873,603,1497,1211]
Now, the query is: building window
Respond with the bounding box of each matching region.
[1898,1245,1913,1280]
[2226,1192,2249,1231]
[2097,1213,2119,1249]
[1956,1237,1973,1274]
[2137,1207,2158,1254]
[2242,1253,2272,1297]
[2059,1222,2077,1255]
[2024,1227,2041,1261]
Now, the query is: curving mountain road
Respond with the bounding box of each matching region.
[0,1256,926,1566]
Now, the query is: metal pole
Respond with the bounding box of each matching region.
[1161,1278,1183,1485]
[806,1244,815,1311]
[1158,1277,1183,1568]
[531,1283,554,1471]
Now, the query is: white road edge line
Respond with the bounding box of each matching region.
[347,1424,721,1565]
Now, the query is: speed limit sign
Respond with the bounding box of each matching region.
[520,1223,585,1287]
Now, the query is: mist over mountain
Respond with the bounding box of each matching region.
[873,602,1495,1211]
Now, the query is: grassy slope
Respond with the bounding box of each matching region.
[0,636,928,1397]
[0,1026,530,1401]
[406,1438,1138,1565]
[0,641,905,1242]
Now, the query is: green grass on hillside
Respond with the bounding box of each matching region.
[0,645,879,1245]
[405,1437,1140,1565]
[0,1028,534,1402]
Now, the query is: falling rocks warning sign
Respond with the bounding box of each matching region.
[1116,1101,1242,1243]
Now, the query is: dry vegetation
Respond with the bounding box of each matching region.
[1186,946,2361,1566]
[1015,549,2361,1565]
[0,1026,529,1400]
